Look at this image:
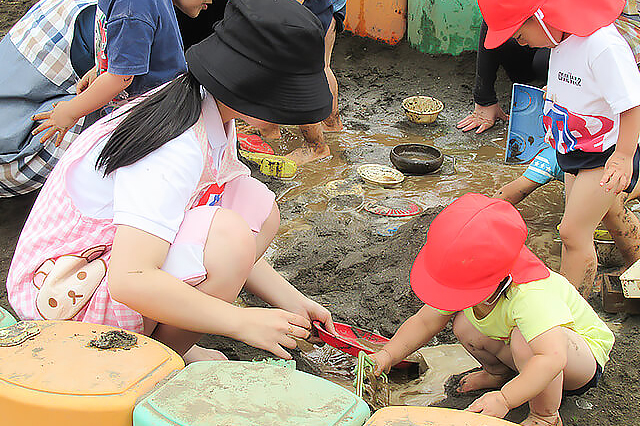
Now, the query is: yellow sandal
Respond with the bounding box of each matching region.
[238,149,297,179]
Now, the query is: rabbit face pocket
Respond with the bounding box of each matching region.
[33,246,108,320]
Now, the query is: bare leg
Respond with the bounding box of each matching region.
[257,122,282,140]
[559,169,616,298]
[183,345,228,362]
[181,204,276,364]
[322,18,342,132]
[285,123,331,165]
[147,208,256,359]
[453,313,516,393]
[510,328,596,426]
[159,203,281,361]
[602,191,640,266]
[285,18,339,165]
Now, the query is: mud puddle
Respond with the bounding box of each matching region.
[298,342,480,407]
[263,126,564,269]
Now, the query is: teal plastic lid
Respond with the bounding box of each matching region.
[0,307,17,329]
[134,361,370,426]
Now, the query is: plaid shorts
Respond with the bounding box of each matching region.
[1,0,96,197]
[9,0,97,91]
[0,121,84,197]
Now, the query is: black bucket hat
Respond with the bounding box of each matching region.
[186,0,332,125]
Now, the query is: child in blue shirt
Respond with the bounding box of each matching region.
[32,0,211,147]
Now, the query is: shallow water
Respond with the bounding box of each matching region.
[260,124,565,405]
[268,126,564,270]
[299,343,480,407]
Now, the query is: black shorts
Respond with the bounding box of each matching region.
[302,0,346,35]
[558,144,640,194]
[563,363,603,397]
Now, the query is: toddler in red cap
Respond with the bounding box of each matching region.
[369,194,614,426]
[478,0,640,297]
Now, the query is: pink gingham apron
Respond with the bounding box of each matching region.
[7,102,250,333]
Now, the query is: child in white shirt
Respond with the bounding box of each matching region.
[8,0,335,363]
[480,0,640,297]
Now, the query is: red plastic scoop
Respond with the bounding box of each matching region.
[313,321,417,369]
[237,133,274,154]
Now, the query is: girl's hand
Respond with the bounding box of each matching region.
[601,151,633,194]
[77,67,98,94]
[32,101,80,146]
[288,296,336,342]
[457,103,508,134]
[466,390,510,418]
[235,307,311,359]
[369,349,393,376]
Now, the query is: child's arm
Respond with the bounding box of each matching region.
[494,175,543,205]
[467,326,567,417]
[370,305,453,375]
[108,225,311,359]
[76,66,98,94]
[243,257,336,334]
[601,105,640,193]
[31,71,133,146]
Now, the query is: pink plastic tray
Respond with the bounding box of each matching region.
[313,321,417,369]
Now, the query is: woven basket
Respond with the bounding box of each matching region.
[402,96,444,124]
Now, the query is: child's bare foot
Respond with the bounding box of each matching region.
[259,124,282,140]
[183,345,228,364]
[322,115,343,132]
[520,412,562,426]
[456,369,511,393]
[285,144,330,166]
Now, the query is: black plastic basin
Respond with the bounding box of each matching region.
[390,144,444,175]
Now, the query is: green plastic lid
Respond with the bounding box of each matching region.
[0,307,17,329]
[133,361,370,426]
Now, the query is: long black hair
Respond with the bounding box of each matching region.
[96,72,202,176]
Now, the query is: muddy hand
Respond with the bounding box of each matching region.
[237,307,311,359]
[600,152,632,194]
[466,390,510,418]
[457,103,508,134]
[32,101,79,147]
[369,349,392,376]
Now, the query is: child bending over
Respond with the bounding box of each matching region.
[8,0,334,362]
[370,194,614,426]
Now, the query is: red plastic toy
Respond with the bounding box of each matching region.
[313,321,417,369]
[237,133,274,154]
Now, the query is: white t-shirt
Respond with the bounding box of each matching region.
[66,92,234,243]
[543,24,640,155]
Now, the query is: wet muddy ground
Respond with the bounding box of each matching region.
[1,2,639,425]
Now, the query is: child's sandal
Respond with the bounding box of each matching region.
[521,412,563,426]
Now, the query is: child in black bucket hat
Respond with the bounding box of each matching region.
[7,0,336,363]
[256,0,346,165]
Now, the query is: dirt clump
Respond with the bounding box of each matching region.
[89,330,137,350]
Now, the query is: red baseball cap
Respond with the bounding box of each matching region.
[478,0,626,49]
[410,193,549,311]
